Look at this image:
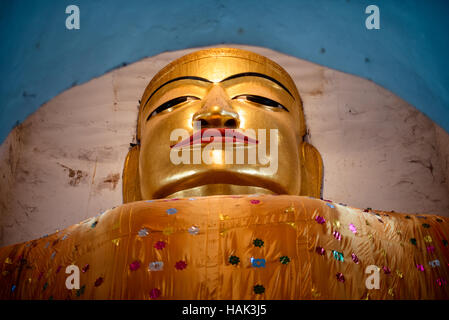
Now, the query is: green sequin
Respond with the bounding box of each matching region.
[229,255,240,265]
[76,285,86,297]
[280,256,290,264]
[253,239,264,248]
[253,284,265,294]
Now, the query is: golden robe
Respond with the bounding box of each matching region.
[0,195,448,299]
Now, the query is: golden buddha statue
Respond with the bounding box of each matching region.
[0,48,448,300]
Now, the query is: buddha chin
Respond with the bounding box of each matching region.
[1,48,448,300]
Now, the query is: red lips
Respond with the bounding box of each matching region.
[170,128,258,149]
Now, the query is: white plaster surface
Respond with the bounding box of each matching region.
[0,45,448,247]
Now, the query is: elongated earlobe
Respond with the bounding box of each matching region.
[299,142,323,198]
[122,145,142,203]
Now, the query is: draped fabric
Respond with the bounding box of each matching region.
[0,195,448,300]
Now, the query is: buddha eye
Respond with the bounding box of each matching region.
[147,96,199,121]
[233,94,289,112]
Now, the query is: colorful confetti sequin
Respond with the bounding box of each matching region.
[253,284,265,294]
[424,235,432,243]
[410,238,417,246]
[284,206,295,214]
[383,266,391,274]
[316,247,325,255]
[351,253,359,264]
[333,231,342,241]
[138,228,150,237]
[129,260,141,271]
[188,226,199,235]
[336,272,345,282]
[166,208,178,215]
[436,278,447,287]
[280,256,290,265]
[428,260,440,268]
[388,288,394,297]
[348,224,357,234]
[229,255,240,265]
[149,261,164,271]
[250,199,260,204]
[175,260,187,270]
[82,264,89,273]
[76,285,85,297]
[332,250,344,262]
[326,203,335,209]
[150,288,161,299]
[251,258,266,268]
[416,264,425,272]
[94,277,104,287]
[315,216,326,224]
[154,241,166,250]
[253,239,264,248]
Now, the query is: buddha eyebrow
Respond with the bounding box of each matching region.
[143,76,212,111]
[220,72,295,99]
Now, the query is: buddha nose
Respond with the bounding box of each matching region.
[192,85,240,129]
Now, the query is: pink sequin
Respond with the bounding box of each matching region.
[426,246,435,253]
[336,272,345,282]
[315,216,326,224]
[154,241,166,250]
[383,266,391,274]
[316,247,325,255]
[175,260,187,270]
[351,253,359,264]
[94,277,104,287]
[150,288,161,299]
[333,231,342,241]
[416,264,425,272]
[82,264,89,273]
[436,278,447,287]
[250,199,260,204]
[129,260,141,271]
[349,224,357,234]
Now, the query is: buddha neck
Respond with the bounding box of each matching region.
[163,184,277,199]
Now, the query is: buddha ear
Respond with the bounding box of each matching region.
[299,142,323,198]
[122,145,142,203]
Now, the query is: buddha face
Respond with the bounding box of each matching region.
[137,48,306,199]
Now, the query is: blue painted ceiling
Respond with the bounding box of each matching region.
[0,0,448,143]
